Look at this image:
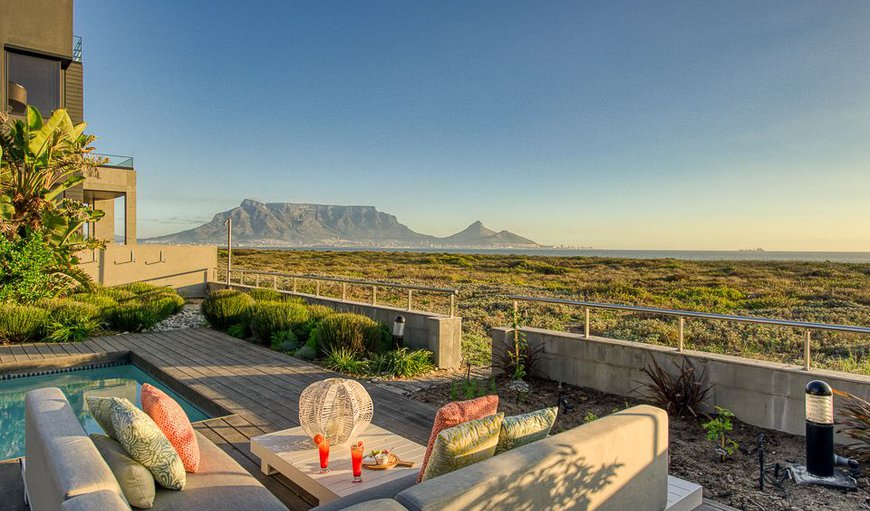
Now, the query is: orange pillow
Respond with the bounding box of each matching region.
[140,383,200,473]
[417,395,498,483]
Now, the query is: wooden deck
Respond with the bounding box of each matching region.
[0,328,735,511]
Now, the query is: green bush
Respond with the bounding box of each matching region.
[97,287,137,303]
[116,282,161,296]
[43,300,100,343]
[370,348,435,378]
[69,293,119,315]
[0,230,57,303]
[324,346,370,374]
[0,304,49,343]
[293,342,318,361]
[271,329,301,352]
[309,313,389,356]
[302,304,335,338]
[201,289,255,330]
[106,303,159,332]
[246,288,284,302]
[144,294,185,318]
[226,323,250,339]
[248,302,310,342]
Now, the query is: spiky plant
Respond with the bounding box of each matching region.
[637,356,710,418]
[834,389,870,462]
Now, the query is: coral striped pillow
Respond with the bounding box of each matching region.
[140,384,200,473]
[417,394,498,483]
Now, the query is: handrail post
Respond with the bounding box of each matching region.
[342,282,347,301]
[804,330,811,371]
[272,275,277,290]
[513,300,520,345]
[316,281,321,297]
[449,293,455,318]
[255,274,260,288]
[372,286,377,306]
[292,278,297,293]
[678,317,685,352]
[584,307,590,339]
[407,289,413,311]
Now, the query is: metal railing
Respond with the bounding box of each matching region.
[95,153,134,169]
[508,295,870,371]
[216,267,459,317]
[73,35,82,62]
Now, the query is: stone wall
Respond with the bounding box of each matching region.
[492,326,870,438]
[212,283,463,369]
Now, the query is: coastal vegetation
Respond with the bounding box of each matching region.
[224,249,870,374]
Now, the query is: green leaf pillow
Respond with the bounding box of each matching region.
[496,406,558,454]
[421,413,504,482]
[102,397,186,490]
[87,396,120,439]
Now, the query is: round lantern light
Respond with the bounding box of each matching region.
[298,378,373,445]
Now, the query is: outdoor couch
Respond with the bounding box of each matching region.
[313,405,669,511]
[24,387,288,511]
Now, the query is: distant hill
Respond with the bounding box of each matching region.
[143,200,540,248]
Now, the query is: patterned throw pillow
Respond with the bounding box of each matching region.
[87,396,120,439]
[495,406,558,454]
[107,397,186,490]
[418,395,499,483]
[140,383,200,473]
[420,413,504,482]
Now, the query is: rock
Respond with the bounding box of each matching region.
[148,304,206,332]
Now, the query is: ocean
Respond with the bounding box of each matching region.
[252,246,870,263]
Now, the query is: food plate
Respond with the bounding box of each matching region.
[362,453,399,470]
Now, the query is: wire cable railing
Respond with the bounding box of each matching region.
[507,294,870,371]
[216,267,459,317]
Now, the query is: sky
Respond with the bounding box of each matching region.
[75,1,870,250]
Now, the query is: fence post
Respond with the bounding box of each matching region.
[316,281,321,297]
[678,317,685,352]
[584,307,590,339]
[255,274,260,288]
[272,275,277,290]
[449,293,455,318]
[292,278,297,293]
[342,282,347,301]
[372,286,377,306]
[804,330,812,371]
[407,289,413,311]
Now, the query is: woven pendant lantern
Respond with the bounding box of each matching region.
[298,378,373,445]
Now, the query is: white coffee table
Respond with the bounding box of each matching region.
[251,424,426,505]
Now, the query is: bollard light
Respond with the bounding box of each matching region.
[392,316,406,350]
[805,380,834,477]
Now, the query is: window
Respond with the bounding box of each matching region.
[7,51,61,116]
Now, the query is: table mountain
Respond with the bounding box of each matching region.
[144,200,539,248]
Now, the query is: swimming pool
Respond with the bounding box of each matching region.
[0,364,210,460]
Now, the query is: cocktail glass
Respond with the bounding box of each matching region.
[351,442,364,483]
[318,437,330,473]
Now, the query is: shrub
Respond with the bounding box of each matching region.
[97,287,137,303]
[226,323,250,339]
[637,356,710,418]
[324,347,369,375]
[302,304,335,338]
[105,303,159,332]
[310,313,389,356]
[0,231,56,303]
[271,330,301,352]
[0,304,49,343]
[293,342,318,361]
[44,299,102,322]
[246,288,284,302]
[248,302,310,342]
[116,282,161,296]
[201,289,255,330]
[370,348,434,378]
[143,294,185,318]
[69,293,118,315]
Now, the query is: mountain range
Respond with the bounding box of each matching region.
[143,200,539,248]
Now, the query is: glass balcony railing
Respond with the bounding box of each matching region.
[73,35,82,63]
[95,153,134,169]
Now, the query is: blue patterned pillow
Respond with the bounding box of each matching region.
[420,413,504,481]
[105,397,186,490]
[495,406,558,454]
[87,396,119,439]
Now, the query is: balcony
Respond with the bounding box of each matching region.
[95,153,134,169]
[73,35,82,62]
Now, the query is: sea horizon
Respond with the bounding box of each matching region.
[230,245,870,263]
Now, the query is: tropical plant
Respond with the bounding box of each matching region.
[310,313,390,356]
[0,304,49,343]
[702,406,739,462]
[201,289,255,330]
[833,389,870,462]
[637,356,710,418]
[0,107,107,294]
[248,301,310,342]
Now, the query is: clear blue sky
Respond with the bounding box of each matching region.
[75,1,870,250]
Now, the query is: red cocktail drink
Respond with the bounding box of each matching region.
[318,438,330,473]
[351,441,364,483]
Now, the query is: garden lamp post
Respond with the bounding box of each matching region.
[392,316,406,350]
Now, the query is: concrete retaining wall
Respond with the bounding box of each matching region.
[211,283,463,369]
[78,245,217,297]
[492,326,870,438]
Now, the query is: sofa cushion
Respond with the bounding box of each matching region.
[420,413,504,482]
[418,395,498,482]
[91,434,157,509]
[328,499,409,511]
[61,490,132,511]
[149,431,287,511]
[105,397,186,490]
[495,406,558,454]
[140,383,200,472]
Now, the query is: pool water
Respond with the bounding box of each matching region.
[0,364,210,460]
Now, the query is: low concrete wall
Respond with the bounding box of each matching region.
[78,245,217,297]
[492,326,870,438]
[210,283,463,369]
